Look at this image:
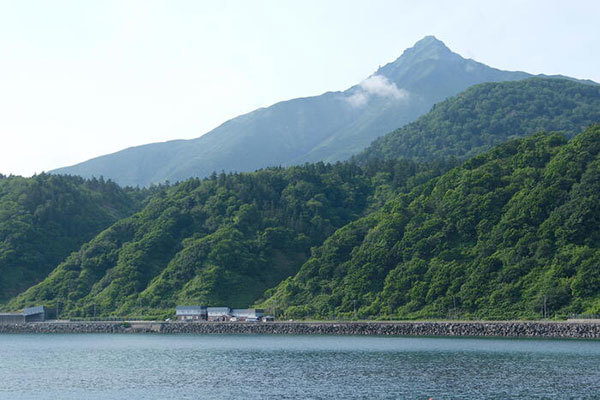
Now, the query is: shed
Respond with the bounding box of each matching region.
[231,308,264,321]
[0,313,25,324]
[175,306,207,321]
[207,307,232,321]
[23,306,49,322]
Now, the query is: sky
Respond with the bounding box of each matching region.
[0,0,598,177]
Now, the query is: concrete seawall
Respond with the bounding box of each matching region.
[1,321,600,338]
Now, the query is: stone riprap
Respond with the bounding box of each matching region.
[1,321,600,338]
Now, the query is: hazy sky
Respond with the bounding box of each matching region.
[0,0,598,176]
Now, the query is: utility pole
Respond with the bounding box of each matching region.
[57,300,60,321]
[453,296,457,320]
[543,295,548,319]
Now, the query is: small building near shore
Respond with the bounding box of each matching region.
[175,306,207,321]
[176,305,268,322]
[231,308,264,321]
[207,307,232,322]
[0,305,54,324]
[0,313,25,324]
[24,306,53,322]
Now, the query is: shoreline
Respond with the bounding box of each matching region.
[1,320,600,338]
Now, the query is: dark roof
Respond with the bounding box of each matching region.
[175,306,207,311]
[23,306,45,316]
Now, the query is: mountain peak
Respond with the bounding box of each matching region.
[51,35,535,187]
[404,35,453,58]
[376,36,457,83]
[412,35,448,49]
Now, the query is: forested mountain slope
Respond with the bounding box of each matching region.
[11,74,600,318]
[357,78,600,163]
[8,160,452,317]
[264,126,600,320]
[0,174,145,301]
[51,36,531,187]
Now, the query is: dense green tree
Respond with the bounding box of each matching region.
[0,174,146,301]
[265,126,600,320]
[357,78,600,164]
[8,160,450,317]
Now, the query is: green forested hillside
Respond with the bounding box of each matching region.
[8,160,452,317]
[7,77,600,320]
[357,78,600,163]
[264,126,600,320]
[0,174,144,301]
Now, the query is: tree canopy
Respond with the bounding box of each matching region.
[0,174,146,301]
[357,78,600,164]
[264,126,600,320]
[7,160,452,317]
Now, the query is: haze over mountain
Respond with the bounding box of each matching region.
[51,36,533,187]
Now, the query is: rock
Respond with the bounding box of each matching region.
[1,321,600,338]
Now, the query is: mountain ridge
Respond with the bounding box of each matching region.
[51,36,534,187]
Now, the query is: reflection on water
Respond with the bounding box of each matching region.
[0,334,599,399]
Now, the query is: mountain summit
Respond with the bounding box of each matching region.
[399,35,452,57]
[51,36,532,187]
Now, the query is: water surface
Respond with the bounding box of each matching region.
[1,334,599,399]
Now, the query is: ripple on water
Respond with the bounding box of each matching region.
[0,334,599,399]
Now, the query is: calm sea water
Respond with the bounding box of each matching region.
[0,334,599,399]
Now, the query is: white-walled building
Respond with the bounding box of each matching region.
[175,306,207,321]
[176,306,266,322]
[207,307,232,321]
[232,309,264,321]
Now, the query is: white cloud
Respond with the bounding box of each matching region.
[346,91,369,107]
[346,74,409,107]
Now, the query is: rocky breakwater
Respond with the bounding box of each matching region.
[164,321,600,338]
[1,321,600,338]
[0,321,162,334]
